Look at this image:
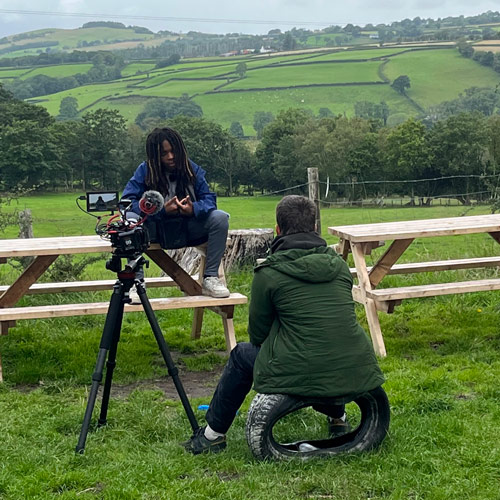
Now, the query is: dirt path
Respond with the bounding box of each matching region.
[110,364,225,400]
[15,355,226,401]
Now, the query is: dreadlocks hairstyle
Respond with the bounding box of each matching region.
[145,128,195,199]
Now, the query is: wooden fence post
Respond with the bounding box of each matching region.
[307,167,321,235]
[18,209,35,268]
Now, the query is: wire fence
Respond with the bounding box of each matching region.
[250,173,500,208]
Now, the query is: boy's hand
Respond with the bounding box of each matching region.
[164,196,179,214]
[177,196,194,216]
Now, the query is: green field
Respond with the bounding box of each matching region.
[0,27,158,56]
[134,66,231,87]
[384,49,500,108]
[225,61,383,89]
[1,196,499,499]
[21,45,500,134]
[307,47,410,62]
[138,79,220,97]
[31,81,138,114]
[0,67,31,79]
[195,85,415,133]
[305,33,372,47]
[19,63,93,79]
[120,62,157,76]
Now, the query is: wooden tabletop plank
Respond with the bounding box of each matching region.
[328,214,500,242]
[0,236,109,257]
[0,237,164,258]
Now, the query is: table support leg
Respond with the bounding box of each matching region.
[191,253,207,340]
[488,231,500,245]
[146,249,235,352]
[220,306,236,353]
[369,238,413,288]
[351,243,387,357]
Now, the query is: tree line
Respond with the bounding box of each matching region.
[5,52,124,100]
[1,82,500,205]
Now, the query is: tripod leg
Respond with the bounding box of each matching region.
[98,298,124,427]
[76,284,126,453]
[137,284,200,433]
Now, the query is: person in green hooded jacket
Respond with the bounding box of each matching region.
[183,195,385,455]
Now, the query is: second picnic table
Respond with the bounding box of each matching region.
[329,214,500,357]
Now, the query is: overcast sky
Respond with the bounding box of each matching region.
[1,0,500,38]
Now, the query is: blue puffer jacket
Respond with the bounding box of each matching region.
[122,160,217,248]
[122,160,217,220]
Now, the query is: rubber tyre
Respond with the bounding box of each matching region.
[245,387,390,461]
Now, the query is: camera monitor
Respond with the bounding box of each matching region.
[86,191,119,212]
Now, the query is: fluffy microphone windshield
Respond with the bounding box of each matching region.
[139,190,164,215]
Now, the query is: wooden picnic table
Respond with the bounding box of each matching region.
[0,235,247,381]
[329,214,500,357]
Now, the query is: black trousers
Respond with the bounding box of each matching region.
[206,342,345,434]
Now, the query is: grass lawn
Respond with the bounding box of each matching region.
[0,196,499,498]
[384,49,500,108]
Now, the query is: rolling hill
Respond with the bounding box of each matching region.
[8,43,496,135]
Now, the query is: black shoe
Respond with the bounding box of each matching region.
[327,415,351,437]
[182,426,227,455]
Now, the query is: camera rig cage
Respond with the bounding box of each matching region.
[77,194,152,259]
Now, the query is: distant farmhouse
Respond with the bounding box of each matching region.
[221,48,256,57]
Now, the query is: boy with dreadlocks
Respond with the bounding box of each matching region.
[122,127,230,300]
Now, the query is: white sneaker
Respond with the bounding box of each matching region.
[202,277,230,298]
[298,442,319,452]
[128,284,142,304]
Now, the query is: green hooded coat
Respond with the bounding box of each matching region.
[249,232,385,400]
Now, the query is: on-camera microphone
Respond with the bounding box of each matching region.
[139,190,164,216]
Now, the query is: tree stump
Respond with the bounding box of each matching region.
[223,229,274,271]
[165,228,274,274]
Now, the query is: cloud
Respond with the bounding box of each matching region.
[0,0,499,37]
[59,0,86,11]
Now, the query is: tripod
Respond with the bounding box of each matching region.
[76,254,200,453]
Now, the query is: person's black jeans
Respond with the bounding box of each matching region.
[206,342,345,434]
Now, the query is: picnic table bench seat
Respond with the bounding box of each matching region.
[352,278,500,312]
[0,293,247,321]
[348,256,500,277]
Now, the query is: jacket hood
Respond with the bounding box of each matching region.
[258,232,343,283]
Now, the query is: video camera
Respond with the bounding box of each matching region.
[106,199,150,259]
[77,190,165,260]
